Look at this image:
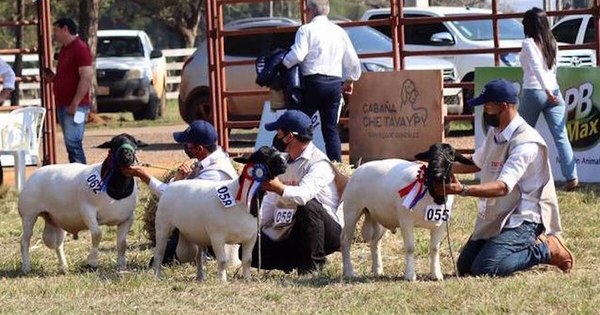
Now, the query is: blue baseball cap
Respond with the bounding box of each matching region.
[467,79,519,107]
[265,110,313,137]
[173,120,218,145]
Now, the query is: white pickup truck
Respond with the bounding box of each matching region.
[95,30,167,120]
[361,7,597,113]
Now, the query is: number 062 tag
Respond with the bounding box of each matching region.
[424,204,451,223]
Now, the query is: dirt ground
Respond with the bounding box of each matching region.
[1,124,475,188]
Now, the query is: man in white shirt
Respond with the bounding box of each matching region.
[282,0,361,162]
[254,110,343,275]
[0,57,16,185]
[0,57,16,104]
[123,120,237,264]
[436,79,574,277]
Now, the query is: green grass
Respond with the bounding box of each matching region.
[86,99,183,130]
[1,179,599,314]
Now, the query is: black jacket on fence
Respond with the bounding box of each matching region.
[256,48,303,108]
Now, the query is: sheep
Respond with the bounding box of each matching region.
[19,134,140,273]
[153,146,287,282]
[341,143,473,281]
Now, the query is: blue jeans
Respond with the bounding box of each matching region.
[300,75,343,162]
[57,106,89,164]
[519,89,577,181]
[457,221,550,277]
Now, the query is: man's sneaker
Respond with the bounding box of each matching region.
[545,235,574,273]
[563,178,579,192]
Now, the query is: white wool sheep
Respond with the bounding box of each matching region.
[19,134,139,273]
[341,144,473,281]
[341,159,454,281]
[153,146,287,281]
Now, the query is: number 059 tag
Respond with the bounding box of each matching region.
[424,204,451,223]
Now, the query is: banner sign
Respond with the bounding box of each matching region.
[474,67,600,182]
[349,70,445,162]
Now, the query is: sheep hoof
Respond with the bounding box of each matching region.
[21,265,31,274]
[430,272,444,281]
[404,272,417,282]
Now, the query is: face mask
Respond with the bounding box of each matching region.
[184,144,196,158]
[483,112,501,127]
[272,134,289,152]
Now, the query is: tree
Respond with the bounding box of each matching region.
[78,0,101,113]
[127,0,204,48]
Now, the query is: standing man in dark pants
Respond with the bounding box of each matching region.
[282,0,361,162]
[44,18,93,164]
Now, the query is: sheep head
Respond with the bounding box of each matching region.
[414,143,474,204]
[234,146,288,179]
[98,133,140,168]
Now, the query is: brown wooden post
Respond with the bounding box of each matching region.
[491,0,500,66]
[38,0,57,165]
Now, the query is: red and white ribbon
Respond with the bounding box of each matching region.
[398,164,428,209]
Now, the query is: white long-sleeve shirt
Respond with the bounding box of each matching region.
[472,115,547,228]
[261,142,341,227]
[148,148,234,197]
[520,38,559,91]
[0,57,16,90]
[282,15,361,82]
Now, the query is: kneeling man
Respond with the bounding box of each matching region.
[438,79,574,277]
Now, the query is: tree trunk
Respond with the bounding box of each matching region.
[79,0,100,113]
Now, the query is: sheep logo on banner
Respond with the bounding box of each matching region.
[400,79,428,125]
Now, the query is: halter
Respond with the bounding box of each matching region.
[100,143,136,192]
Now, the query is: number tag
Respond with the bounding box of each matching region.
[216,186,236,208]
[274,209,294,225]
[424,204,451,223]
[85,172,104,194]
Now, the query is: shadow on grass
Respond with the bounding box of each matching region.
[293,272,459,288]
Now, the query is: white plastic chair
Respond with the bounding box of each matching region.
[0,106,46,191]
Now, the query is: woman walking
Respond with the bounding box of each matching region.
[519,7,578,191]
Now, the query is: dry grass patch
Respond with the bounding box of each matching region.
[1,175,599,314]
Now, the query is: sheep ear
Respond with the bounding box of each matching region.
[97,140,112,149]
[414,150,430,161]
[455,152,475,165]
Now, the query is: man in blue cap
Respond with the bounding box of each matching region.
[435,79,574,277]
[254,109,345,276]
[123,120,237,264]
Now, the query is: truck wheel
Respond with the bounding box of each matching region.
[133,87,161,121]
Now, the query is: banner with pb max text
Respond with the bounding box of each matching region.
[474,67,600,183]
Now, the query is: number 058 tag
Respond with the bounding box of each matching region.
[424,204,451,223]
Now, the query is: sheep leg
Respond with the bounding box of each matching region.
[195,246,205,281]
[399,223,417,281]
[341,206,363,278]
[210,238,228,282]
[429,226,445,281]
[226,244,242,268]
[116,215,134,271]
[369,221,386,277]
[240,235,257,281]
[80,208,102,268]
[153,221,174,278]
[20,215,38,274]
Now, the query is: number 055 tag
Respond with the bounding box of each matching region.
[424,204,451,223]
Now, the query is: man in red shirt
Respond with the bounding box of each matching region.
[44,18,93,163]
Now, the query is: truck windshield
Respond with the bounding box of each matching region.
[345,26,392,53]
[451,17,524,41]
[97,36,144,57]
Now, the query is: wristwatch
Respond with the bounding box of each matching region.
[460,184,469,196]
